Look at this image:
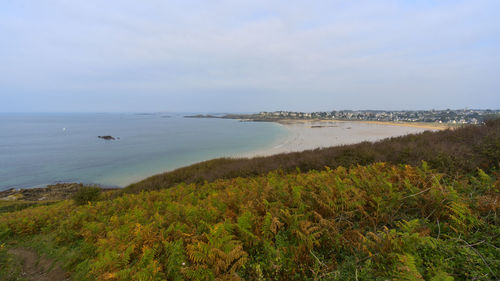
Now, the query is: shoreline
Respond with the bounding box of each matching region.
[269,119,451,130]
[1,119,450,192]
[237,119,443,158]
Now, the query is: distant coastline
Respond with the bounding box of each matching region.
[216,109,498,125]
[184,112,456,131]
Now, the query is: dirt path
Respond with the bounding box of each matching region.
[8,248,70,281]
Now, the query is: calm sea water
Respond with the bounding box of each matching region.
[0,113,289,190]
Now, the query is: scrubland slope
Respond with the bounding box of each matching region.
[1,163,498,280]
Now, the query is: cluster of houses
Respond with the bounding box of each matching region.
[257,109,500,124]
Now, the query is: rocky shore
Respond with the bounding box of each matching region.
[0,183,113,201]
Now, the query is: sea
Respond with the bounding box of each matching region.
[0,113,289,190]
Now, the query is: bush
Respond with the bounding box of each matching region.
[72,187,101,205]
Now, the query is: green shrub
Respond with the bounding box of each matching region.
[72,187,101,205]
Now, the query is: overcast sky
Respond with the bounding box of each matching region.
[1,0,499,112]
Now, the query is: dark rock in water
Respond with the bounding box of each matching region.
[98,135,116,140]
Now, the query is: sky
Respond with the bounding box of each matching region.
[1,0,499,112]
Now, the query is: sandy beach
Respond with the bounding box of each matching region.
[239,120,444,157]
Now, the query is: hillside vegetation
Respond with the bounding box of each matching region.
[124,119,500,194]
[1,120,499,280]
[1,163,499,280]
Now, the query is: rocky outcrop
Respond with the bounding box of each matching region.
[1,183,86,201]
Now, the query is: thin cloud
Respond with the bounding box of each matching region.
[1,0,499,112]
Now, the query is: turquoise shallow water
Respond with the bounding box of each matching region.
[0,113,289,190]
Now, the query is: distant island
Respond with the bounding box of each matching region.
[184,114,220,118]
[185,109,500,125]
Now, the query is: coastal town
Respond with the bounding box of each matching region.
[224,109,500,124]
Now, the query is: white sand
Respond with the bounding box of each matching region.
[238,121,439,158]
